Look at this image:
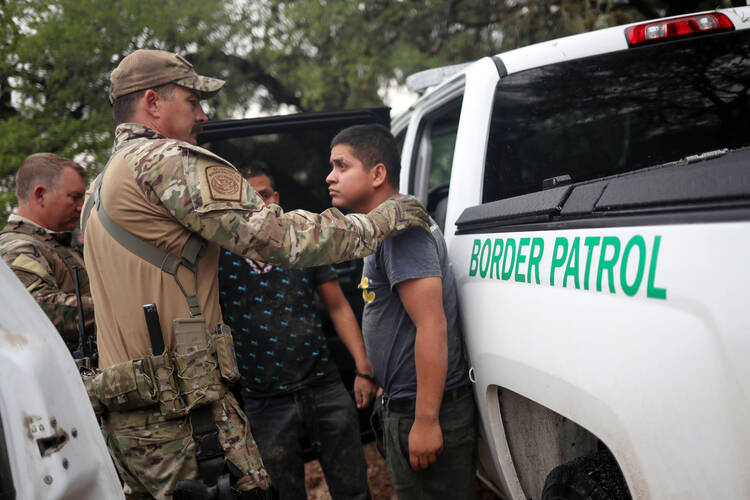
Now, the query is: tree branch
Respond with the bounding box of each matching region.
[225,54,305,111]
[627,0,661,19]
[432,0,463,55]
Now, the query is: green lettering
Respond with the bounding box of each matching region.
[563,237,581,289]
[479,238,492,278]
[550,237,568,286]
[647,236,667,300]
[597,237,621,293]
[490,238,504,280]
[620,235,646,296]
[514,238,530,283]
[527,238,544,285]
[469,239,481,276]
[583,236,601,291]
[501,238,516,281]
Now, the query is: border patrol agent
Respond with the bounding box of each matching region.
[81,49,430,499]
[0,153,94,354]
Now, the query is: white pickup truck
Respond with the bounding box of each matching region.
[391,7,750,500]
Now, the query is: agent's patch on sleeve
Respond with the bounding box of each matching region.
[10,254,54,285]
[205,165,242,201]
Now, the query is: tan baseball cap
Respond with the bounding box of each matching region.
[109,49,225,103]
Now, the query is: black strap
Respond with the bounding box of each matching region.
[190,405,226,486]
[354,370,377,384]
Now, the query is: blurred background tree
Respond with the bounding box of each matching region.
[0,0,745,217]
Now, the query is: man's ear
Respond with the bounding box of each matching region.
[143,89,160,118]
[31,185,47,207]
[371,163,388,188]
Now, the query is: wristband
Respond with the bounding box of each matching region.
[355,371,377,384]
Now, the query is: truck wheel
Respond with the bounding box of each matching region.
[541,449,631,500]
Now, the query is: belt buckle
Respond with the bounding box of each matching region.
[381,393,391,412]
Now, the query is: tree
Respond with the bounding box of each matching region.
[0,0,745,217]
[0,0,251,214]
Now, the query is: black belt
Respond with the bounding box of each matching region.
[382,384,472,413]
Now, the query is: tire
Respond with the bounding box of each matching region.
[541,449,632,500]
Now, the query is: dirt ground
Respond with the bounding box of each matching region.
[304,441,499,499]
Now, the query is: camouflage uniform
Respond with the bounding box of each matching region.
[85,123,429,499]
[0,218,95,351]
[103,392,267,498]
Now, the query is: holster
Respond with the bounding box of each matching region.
[173,476,274,500]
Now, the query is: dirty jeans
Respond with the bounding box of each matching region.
[381,384,477,500]
[243,381,370,500]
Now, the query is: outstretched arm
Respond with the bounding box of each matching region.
[132,153,430,268]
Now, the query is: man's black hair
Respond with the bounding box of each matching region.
[330,124,401,188]
[238,160,275,190]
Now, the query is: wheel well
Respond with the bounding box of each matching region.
[496,386,604,500]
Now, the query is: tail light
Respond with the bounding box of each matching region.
[625,13,734,46]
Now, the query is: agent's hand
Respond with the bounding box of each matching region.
[353,373,378,408]
[368,195,431,240]
[408,416,444,471]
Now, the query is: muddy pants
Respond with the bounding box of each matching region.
[243,381,370,500]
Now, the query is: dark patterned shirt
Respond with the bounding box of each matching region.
[218,249,340,397]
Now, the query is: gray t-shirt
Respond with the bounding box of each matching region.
[361,223,468,399]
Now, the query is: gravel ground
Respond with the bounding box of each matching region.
[304,441,499,499]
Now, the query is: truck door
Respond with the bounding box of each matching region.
[399,96,463,233]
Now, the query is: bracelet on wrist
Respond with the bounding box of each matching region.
[354,371,377,384]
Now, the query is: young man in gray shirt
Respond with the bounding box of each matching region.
[326,124,477,499]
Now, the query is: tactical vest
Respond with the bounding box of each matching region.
[0,220,96,365]
[0,220,89,293]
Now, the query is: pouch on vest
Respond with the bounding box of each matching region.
[93,359,157,411]
[172,316,222,409]
[151,352,189,419]
[81,368,105,417]
[174,347,223,409]
[173,317,208,355]
[211,323,240,384]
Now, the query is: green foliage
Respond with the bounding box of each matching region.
[0,0,240,217]
[0,0,743,220]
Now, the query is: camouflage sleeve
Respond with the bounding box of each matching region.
[134,147,430,268]
[0,239,94,349]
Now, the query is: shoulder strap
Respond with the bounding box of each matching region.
[82,143,206,317]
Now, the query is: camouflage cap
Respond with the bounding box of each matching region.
[109,49,225,103]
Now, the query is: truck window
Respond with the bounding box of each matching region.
[483,30,750,203]
[410,98,463,229]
